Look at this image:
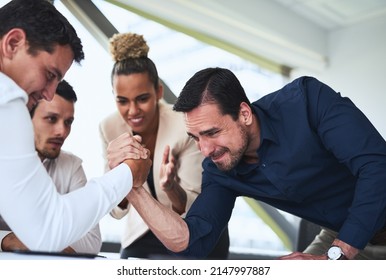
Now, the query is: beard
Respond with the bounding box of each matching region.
[212,124,249,172]
[37,148,60,160]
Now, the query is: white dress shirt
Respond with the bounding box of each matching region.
[0,72,132,252]
[0,151,102,253]
[43,151,102,254]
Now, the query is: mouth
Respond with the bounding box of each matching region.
[128,116,144,126]
[47,138,64,148]
[211,150,226,162]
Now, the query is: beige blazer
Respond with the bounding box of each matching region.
[99,100,203,248]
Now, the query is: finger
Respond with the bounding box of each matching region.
[132,134,143,144]
[108,149,144,169]
[142,148,151,159]
[116,133,145,150]
[162,145,170,164]
[170,154,177,166]
[277,252,298,260]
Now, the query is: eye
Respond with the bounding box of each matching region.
[188,134,199,142]
[137,95,150,103]
[207,130,219,137]
[47,72,56,82]
[116,98,128,105]
[64,119,74,127]
[46,116,57,123]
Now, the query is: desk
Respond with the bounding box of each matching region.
[0,251,101,260]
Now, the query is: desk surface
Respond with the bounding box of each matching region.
[0,251,101,260]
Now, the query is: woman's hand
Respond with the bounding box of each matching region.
[159,145,177,191]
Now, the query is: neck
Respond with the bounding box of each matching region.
[243,114,261,163]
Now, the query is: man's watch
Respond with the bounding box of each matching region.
[327,245,347,260]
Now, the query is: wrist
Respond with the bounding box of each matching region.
[162,181,175,192]
[329,239,358,260]
[127,185,145,201]
[326,245,347,260]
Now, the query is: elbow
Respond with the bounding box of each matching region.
[162,222,190,253]
[166,239,189,253]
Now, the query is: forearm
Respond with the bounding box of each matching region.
[127,186,189,252]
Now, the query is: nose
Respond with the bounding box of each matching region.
[54,122,68,138]
[128,101,140,115]
[198,139,214,158]
[42,81,59,102]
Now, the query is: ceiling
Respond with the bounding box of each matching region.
[60,0,386,74]
[273,0,386,30]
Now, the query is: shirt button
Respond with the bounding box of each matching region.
[261,163,266,168]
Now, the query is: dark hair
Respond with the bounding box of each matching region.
[55,79,77,103]
[0,0,84,63]
[173,67,251,120]
[111,58,159,89]
[30,79,77,117]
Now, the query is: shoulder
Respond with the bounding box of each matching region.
[159,100,185,126]
[100,111,124,128]
[155,101,194,153]
[99,111,131,141]
[253,76,333,109]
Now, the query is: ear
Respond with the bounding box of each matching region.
[1,28,27,59]
[156,79,164,100]
[239,102,253,125]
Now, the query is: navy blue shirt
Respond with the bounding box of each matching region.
[180,76,386,258]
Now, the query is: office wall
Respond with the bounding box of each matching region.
[292,16,386,138]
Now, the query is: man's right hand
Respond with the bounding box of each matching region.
[107,133,148,169]
[124,151,152,189]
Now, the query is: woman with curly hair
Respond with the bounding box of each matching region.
[99,33,229,259]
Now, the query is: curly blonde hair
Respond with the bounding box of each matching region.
[109,33,149,62]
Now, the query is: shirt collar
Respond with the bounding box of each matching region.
[0,72,28,105]
[251,102,279,146]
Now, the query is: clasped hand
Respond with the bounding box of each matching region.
[107,133,152,189]
[107,133,149,169]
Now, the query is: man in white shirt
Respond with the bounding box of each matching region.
[0,0,151,252]
[0,81,102,254]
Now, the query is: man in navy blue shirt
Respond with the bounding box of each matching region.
[127,67,386,259]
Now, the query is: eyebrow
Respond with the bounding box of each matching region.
[116,93,151,100]
[187,127,218,138]
[43,111,59,117]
